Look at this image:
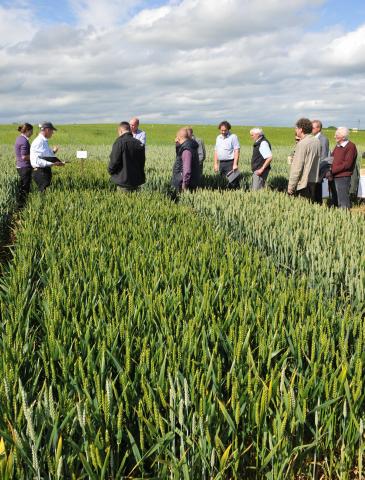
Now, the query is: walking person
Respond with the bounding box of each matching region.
[172,127,200,192]
[287,118,321,202]
[249,128,272,190]
[14,123,33,203]
[330,127,357,209]
[108,121,146,192]
[214,121,240,188]
[30,122,65,192]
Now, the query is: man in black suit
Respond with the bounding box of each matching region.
[108,121,146,192]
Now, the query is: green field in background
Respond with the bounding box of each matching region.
[2,123,365,148]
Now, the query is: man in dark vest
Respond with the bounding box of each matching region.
[108,121,146,192]
[172,128,200,192]
[249,128,273,190]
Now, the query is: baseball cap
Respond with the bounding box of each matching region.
[39,122,57,131]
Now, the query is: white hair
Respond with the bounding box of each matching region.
[336,126,349,139]
[250,128,264,136]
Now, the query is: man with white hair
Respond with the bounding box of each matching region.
[129,117,146,145]
[249,128,273,190]
[330,126,357,208]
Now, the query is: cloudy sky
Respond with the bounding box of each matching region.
[0,0,365,127]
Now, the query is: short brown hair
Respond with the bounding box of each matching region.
[296,118,312,135]
[218,121,231,130]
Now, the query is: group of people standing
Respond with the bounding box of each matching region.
[167,117,357,208]
[287,118,358,208]
[14,117,147,197]
[15,116,358,209]
[108,121,207,193]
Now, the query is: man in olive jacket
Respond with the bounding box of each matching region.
[288,118,321,203]
[108,121,146,191]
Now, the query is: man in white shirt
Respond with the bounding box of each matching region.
[130,117,146,145]
[249,128,273,190]
[30,122,64,192]
[214,121,240,188]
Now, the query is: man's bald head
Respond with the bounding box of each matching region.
[130,117,139,134]
[177,128,189,142]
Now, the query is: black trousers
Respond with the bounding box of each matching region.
[17,167,33,197]
[33,168,52,192]
[328,180,337,207]
[314,182,323,204]
[296,182,321,203]
[219,160,239,189]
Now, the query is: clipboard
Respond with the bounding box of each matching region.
[226,169,242,184]
[39,156,64,164]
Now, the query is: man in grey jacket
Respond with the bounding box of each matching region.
[288,118,321,203]
[312,120,330,160]
[312,119,330,203]
[187,127,206,175]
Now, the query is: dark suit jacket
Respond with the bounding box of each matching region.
[108,132,146,187]
[317,133,330,161]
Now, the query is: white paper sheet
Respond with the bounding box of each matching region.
[357,176,365,198]
[77,151,88,159]
[322,179,329,199]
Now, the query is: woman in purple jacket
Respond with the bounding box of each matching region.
[14,123,33,202]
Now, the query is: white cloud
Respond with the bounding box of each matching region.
[126,0,319,48]
[319,25,365,72]
[0,3,36,47]
[68,0,145,29]
[0,0,365,129]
